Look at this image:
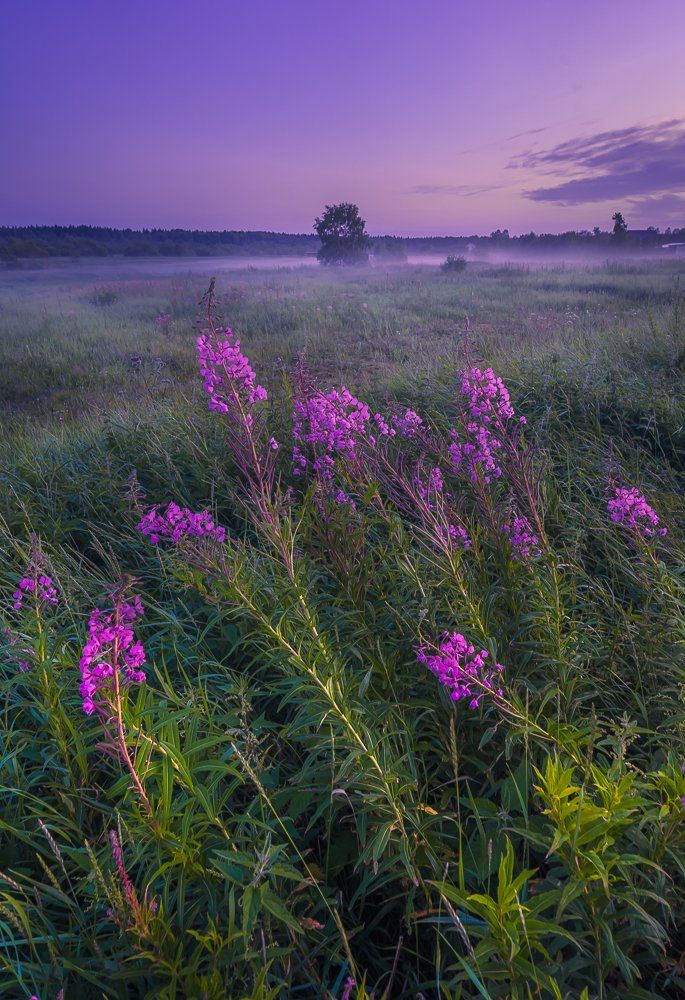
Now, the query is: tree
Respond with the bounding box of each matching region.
[612,212,627,241]
[314,203,370,266]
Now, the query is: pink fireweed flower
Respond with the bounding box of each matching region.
[11,572,58,612]
[196,329,267,414]
[415,466,446,509]
[436,524,472,550]
[136,501,225,545]
[341,978,356,1000]
[607,485,666,539]
[417,631,503,708]
[459,366,515,423]
[449,366,524,484]
[293,387,390,476]
[392,407,424,439]
[503,514,541,561]
[449,423,503,484]
[79,593,146,716]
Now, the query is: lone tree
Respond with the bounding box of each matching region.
[314,202,370,266]
[612,212,628,241]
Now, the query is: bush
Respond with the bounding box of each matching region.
[441,253,467,273]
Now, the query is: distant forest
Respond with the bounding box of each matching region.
[1,224,684,262]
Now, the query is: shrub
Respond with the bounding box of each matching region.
[441,253,467,273]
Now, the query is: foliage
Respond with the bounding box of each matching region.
[1,264,685,997]
[314,204,371,266]
[441,254,467,274]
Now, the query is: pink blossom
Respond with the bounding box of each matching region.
[11,572,58,612]
[136,501,225,545]
[417,631,503,708]
[607,485,666,539]
[503,514,541,561]
[437,524,472,550]
[449,366,523,484]
[392,408,424,439]
[79,593,146,716]
[196,329,267,414]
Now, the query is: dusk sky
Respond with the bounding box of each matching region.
[2,0,685,236]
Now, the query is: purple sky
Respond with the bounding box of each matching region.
[1,0,684,235]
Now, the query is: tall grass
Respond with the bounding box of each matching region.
[0,263,684,998]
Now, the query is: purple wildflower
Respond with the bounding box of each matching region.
[11,572,58,612]
[392,407,424,439]
[136,501,225,545]
[293,387,373,476]
[79,593,146,716]
[341,977,356,1000]
[503,514,541,561]
[437,524,472,550]
[196,329,267,415]
[607,485,666,539]
[417,631,504,708]
[449,366,524,484]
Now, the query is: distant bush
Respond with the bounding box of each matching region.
[88,286,119,306]
[441,253,467,273]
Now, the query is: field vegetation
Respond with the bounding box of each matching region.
[1,259,684,998]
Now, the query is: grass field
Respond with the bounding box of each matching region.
[1,258,685,998]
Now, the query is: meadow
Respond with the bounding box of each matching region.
[1,258,684,999]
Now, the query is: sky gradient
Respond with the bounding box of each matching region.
[2,0,685,235]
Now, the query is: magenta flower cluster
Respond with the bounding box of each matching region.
[136,502,226,545]
[503,514,541,560]
[12,573,58,611]
[449,366,524,484]
[196,330,267,416]
[392,408,424,439]
[438,524,472,550]
[79,594,146,716]
[416,466,445,508]
[607,485,667,539]
[292,387,393,476]
[417,631,503,708]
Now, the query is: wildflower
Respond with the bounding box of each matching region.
[268,436,279,451]
[11,572,58,612]
[292,387,371,475]
[417,631,503,708]
[341,977,356,1000]
[109,829,158,935]
[136,501,225,545]
[449,366,523,484]
[607,484,666,539]
[392,407,424,439]
[415,466,446,508]
[437,524,472,550]
[449,423,503,483]
[196,328,267,414]
[503,514,541,561]
[458,366,515,423]
[79,592,146,716]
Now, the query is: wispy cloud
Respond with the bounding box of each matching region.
[511,120,685,205]
[410,183,502,197]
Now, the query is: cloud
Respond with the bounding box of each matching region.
[626,192,685,226]
[411,183,502,197]
[511,120,685,204]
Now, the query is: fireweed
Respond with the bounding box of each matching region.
[503,513,541,561]
[449,365,526,484]
[607,484,667,539]
[79,592,146,717]
[292,386,381,477]
[417,631,504,708]
[108,829,157,938]
[136,501,225,545]
[11,570,58,612]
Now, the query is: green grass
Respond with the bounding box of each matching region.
[0,259,684,998]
